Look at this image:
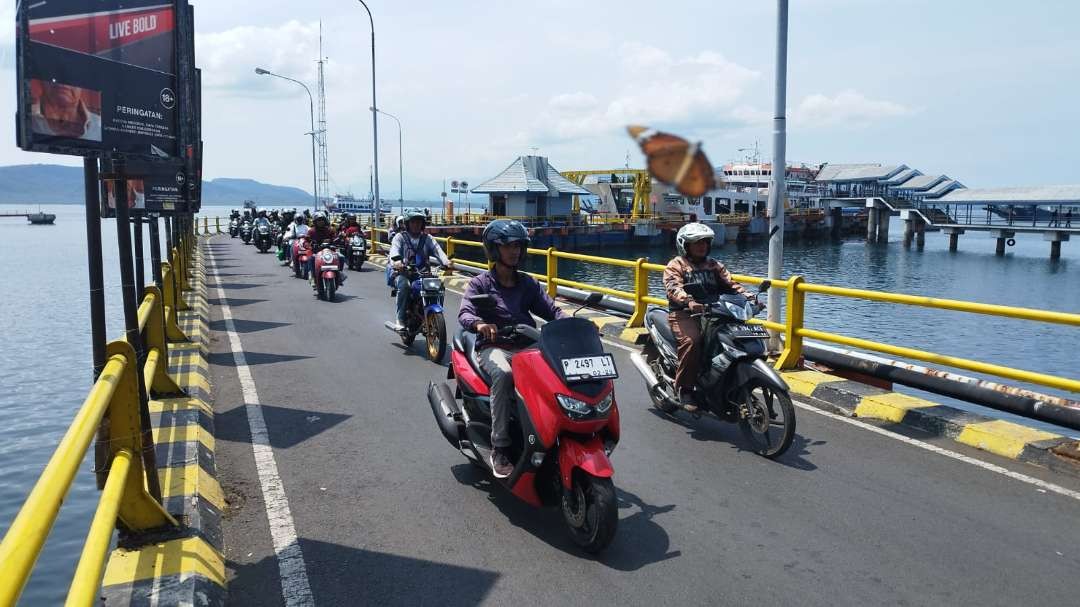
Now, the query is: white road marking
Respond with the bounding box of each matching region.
[791,399,1080,502]
[206,242,315,606]
[378,256,1080,503]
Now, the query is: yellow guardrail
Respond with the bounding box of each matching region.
[369,226,1080,393]
[0,237,195,606]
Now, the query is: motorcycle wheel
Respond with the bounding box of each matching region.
[643,342,679,414]
[737,379,796,459]
[399,328,416,347]
[323,277,335,302]
[425,313,447,362]
[293,259,302,278]
[561,473,617,553]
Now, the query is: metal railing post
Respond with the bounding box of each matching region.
[775,274,805,369]
[202,217,209,234]
[627,258,649,328]
[546,247,558,297]
[445,237,456,275]
[215,216,222,234]
[142,286,184,395]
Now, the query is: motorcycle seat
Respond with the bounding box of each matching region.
[454,329,492,386]
[647,308,676,345]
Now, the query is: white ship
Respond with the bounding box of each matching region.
[328,193,392,214]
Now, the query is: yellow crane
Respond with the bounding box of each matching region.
[561,169,652,219]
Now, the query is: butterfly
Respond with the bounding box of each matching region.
[627,125,718,198]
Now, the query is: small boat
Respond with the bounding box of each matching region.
[27,212,56,225]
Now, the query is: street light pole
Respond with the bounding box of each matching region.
[374,108,404,215]
[254,67,320,212]
[766,0,789,351]
[356,0,382,228]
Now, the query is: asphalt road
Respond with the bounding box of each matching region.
[206,236,1080,606]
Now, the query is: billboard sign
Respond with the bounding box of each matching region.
[16,1,184,159]
[100,159,187,217]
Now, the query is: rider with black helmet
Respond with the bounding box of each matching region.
[458,219,566,478]
[389,208,451,329]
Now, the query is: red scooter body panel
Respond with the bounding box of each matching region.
[511,349,615,448]
[450,350,489,396]
[558,435,613,488]
[509,471,542,507]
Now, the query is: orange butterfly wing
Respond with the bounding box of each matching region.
[629,125,715,198]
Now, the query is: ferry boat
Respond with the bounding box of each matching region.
[328,193,392,214]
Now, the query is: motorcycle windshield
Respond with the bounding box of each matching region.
[539,317,609,397]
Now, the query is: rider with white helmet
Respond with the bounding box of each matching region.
[663,222,753,412]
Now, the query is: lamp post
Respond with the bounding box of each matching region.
[765,0,789,350]
[373,107,404,215]
[356,0,382,227]
[254,67,320,212]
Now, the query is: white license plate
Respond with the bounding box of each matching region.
[561,354,618,381]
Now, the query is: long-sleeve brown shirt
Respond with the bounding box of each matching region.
[663,256,750,310]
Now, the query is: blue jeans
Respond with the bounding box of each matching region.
[395,274,411,323]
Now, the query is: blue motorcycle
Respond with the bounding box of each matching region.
[385,255,448,362]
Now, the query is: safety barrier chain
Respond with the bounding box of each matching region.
[0,227,198,606]
[367,227,1080,394]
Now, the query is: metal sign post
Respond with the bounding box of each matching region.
[111,157,163,502]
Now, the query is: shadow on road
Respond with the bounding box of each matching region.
[207,297,267,308]
[210,282,263,290]
[207,351,314,367]
[225,539,499,607]
[209,318,290,334]
[215,403,350,449]
[450,463,680,569]
[647,408,819,471]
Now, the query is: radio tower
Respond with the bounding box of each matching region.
[316,23,330,207]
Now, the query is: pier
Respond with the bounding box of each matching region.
[5,225,1079,606]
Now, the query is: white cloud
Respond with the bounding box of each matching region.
[196,21,347,96]
[793,89,911,128]
[534,43,761,143]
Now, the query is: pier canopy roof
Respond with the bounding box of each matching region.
[932,185,1080,205]
[923,179,965,199]
[894,174,948,191]
[880,167,921,185]
[815,163,906,182]
[472,155,590,195]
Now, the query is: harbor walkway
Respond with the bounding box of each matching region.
[205,236,1080,606]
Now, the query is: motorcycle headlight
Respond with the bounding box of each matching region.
[321,252,335,263]
[556,394,592,420]
[556,393,613,420]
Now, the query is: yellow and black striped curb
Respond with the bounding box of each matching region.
[782,369,1079,473]
[100,240,226,606]
[370,253,1079,473]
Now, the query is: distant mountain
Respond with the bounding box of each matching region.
[0,164,313,205]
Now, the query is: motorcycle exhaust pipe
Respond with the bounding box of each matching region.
[383,320,402,333]
[630,352,660,391]
[427,382,464,447]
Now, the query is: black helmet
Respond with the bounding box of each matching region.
[482,219,530,266]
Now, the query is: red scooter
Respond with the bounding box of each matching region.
[311,240,343,301]
[428,293,621,552]
[292,236,312,280]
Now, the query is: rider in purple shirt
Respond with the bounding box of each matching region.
[458,220,565,478]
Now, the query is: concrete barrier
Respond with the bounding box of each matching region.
[99,239,226,606]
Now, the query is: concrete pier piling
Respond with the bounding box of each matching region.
[866,206,880,244]
[942,227,964,252]
[990,229,1015,256]
[1045,231,1069,260]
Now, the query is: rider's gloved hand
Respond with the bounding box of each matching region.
[688,301,706,314]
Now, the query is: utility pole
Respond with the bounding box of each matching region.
[766,0,789,351]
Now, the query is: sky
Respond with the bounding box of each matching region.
[2,0,1079,200]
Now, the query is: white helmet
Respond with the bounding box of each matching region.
[675,222,715,257]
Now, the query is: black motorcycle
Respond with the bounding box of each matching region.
[239,220,253,244]
[253,222,273,253]
[345,234,368,270]
[630,281,796,458]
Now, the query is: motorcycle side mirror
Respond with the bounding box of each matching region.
[469,294,497,311]
[758,280,771,293]
[390,255,403,262]
[585,292,604,305]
